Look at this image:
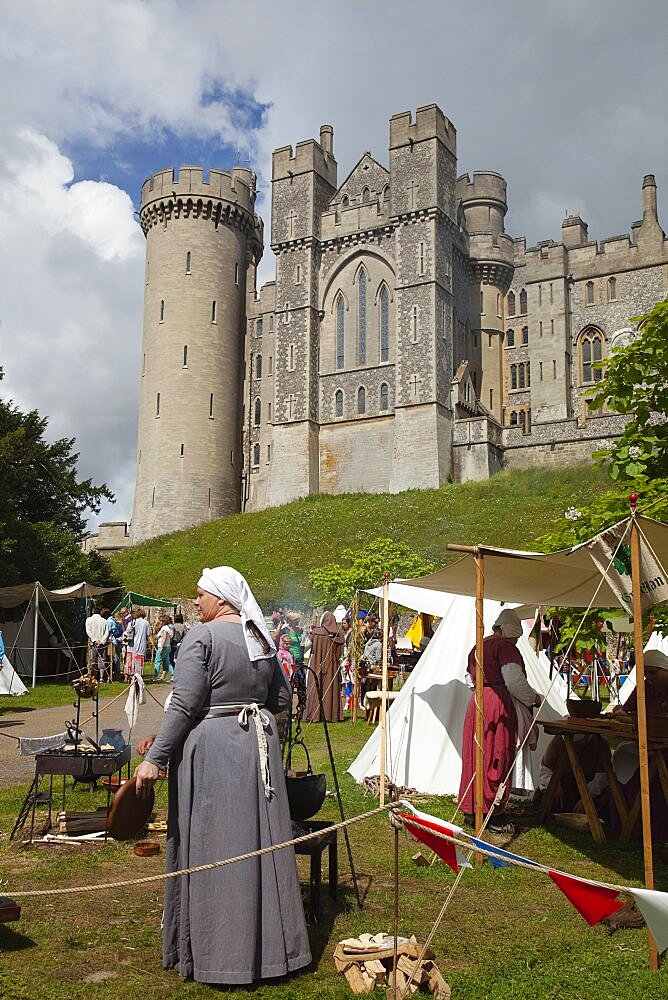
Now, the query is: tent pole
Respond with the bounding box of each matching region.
[32,584,40,690]
[629,498,658,971]
[379,573,390,807]
[474,549,485,857]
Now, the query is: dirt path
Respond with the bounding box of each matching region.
[0,685,171,788]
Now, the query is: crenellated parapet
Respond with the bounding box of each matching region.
[466,232,515,291]
[140,166,263,262]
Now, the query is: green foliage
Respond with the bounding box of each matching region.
[309,537,434,605]
[590,300,668,483]
[0,391,117,588]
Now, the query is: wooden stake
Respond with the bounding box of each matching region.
[379,573,390,807]
[474,550,485,858]
[629,501,658,971]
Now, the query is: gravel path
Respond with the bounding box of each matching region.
[0,684,171,788]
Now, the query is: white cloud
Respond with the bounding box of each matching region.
[1,0,667,531]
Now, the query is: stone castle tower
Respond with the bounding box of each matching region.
[130,166,263,543]
[127,103,667,544]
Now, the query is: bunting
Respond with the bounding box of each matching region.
[630,888,668,955]
[469,838,540,871]
[548,870,624,926]
[399,813,464,873]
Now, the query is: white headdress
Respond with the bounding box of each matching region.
[197,567,276,662]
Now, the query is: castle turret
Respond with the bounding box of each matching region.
[130,166,263,543]
[457,171,514,422]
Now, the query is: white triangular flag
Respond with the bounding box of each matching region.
[630,887,668,954]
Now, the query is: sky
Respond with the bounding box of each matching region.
[1,0,667,530]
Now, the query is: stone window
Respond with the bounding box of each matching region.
[142,353,146,376]
[518,364,526,389]
[506,329,515,347]
[357,267,367,364]
[496,292,501,317]
[527,362,531,387]
[159,299,165,323]
[579,327,604,384]
[361,187,370,204]
[296,264,302,284]
[183,345,188,368]
[585,280,595,306]
[267,402,272,423]
[335,389,344,418]
[489,388,493,410]
[383,185,390,201]
[185,251,191,274]
[539,361,543,381]
[522,326,529,346]
[252,444,260,467]
[180,443,185,457]
[538,285,542,307]
[553,359,557,379]
[608,276,617,301]
[288,344,295,371]
[256,318,263,338]
[419,242,425,276]
[342,195,349,208]
[211,300,217,323]
[235,262,239,286]
[267,444,271,463]
[357,386,366,414]
[268,355,273,375]
[519,410,526,433]
[380,382,389,411]
[519,288,528,314]
[208,487,211,509]
[411,305,419,344]
[284,301,289,323]
[336,294,345,370]
[155,392,160,417]
[510,411,518,426]
[550,283,554,305]
[511,364,517,390]
[480,289,484,314]
[209,393,214,418]
[255,355,262,379]
[253,397,261,425]
[379,286,389,363]
[507,291,516,316]
[269,315,273,332]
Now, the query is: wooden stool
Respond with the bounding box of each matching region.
[294,820,337,920]
[365,690,398,725]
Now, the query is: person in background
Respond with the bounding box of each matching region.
[340,618,353,710]
[304,612,345,722]
[154,615,174,682]
[131,609,150,681]
[122,611,135,682]
[170,612,186,668]
[107,609,124,681]
[85,604,110,680]
[277,632,295,681]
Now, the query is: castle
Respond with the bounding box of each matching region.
[126,102,668,545]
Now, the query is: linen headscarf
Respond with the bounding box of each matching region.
[198,567,276,661]
[493,608,523,639]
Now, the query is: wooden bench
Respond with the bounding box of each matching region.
[365,690,399,725]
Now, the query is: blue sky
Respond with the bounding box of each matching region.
[1,0,666,531]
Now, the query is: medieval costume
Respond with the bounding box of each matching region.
[304,611,345,722]
[144,567,311,986]
[458,609,539,828]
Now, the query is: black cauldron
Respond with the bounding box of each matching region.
[566,698,602,719]
[284,741,326,821]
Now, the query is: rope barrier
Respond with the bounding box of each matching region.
[9,803,393,899]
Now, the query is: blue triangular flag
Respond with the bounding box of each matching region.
[469,837,541,870]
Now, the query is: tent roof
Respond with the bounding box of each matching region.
[114,591,176,611]
[402,514,668,610]
[0,581,119,609]
[363,582,459,618]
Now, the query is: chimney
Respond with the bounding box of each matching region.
[642,174,658,223]
[561,213,588,249]
[319,125,334,157]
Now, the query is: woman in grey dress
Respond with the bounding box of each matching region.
[134,567,311,986]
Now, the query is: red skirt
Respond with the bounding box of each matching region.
[458,687,517,815]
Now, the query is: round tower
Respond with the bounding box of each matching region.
[130,165,263,543]
[456,171,515,422]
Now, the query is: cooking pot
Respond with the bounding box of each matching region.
[284,741,326,822]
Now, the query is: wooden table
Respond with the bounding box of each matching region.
[538,715,668,843]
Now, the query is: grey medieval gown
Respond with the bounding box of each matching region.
[145,620,311,985]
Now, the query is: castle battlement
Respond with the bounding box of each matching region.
[389,104,456,155]
[456,171,507,208]
[272,132,337,185]
[140,165,257,214]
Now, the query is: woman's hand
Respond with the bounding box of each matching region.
[137,734,156,756]
[135,759,160,797]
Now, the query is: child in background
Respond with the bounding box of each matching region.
[277,632,295,682]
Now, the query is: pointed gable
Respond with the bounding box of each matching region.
[330,152,390,208]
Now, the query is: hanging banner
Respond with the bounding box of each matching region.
[630,888,668,955]
[588,520,668,610]
[400,813,462,873]
[549,870,624,926]
[469,838,540,871]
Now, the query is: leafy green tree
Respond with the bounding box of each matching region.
[309,538,434,606]
[590,300,668,483]
[0,380,117,588]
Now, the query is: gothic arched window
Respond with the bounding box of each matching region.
[379,286,389,363]
[335,389,344,418]
[361,187,370,204]
[608,276,617,301]
[579,327,604,384]
[357,386,366,414]
[522,326,529,345]
[342,195,349,208]
[380,382,389,411]
[255,355,262,379]
[519,288,528,314]
[585,280,595,306]
[507,291,516,316]
[510,411,518,426]
[506,329,515,347]
[336,295,345,370]
[252,444,260,466]
[253,397,261,425]
[357,268,367,365]
[256,318,263,338]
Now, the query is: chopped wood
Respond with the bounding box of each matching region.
[411,851,429,866]
[335,932,449,997]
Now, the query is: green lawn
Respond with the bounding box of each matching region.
[111,465,611,605]
[0,682,128,714]
[0,718,665,999]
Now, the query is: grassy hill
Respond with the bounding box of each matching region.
[112,464,611,607]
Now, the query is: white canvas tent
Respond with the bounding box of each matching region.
[348,584,570,796]
[0,656,28,696]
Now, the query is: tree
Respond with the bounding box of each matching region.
[0,379,118,588]
[590,300,668,483]
[309,538,434,607]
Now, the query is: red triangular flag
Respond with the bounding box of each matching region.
[549,870,624,926]
[399,813,458,873]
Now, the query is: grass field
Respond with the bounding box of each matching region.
[0,717,665,1000]
[0,682,128,714]
[111,465,611,605]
